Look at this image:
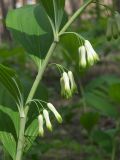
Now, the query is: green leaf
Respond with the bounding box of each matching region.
[109,83,120,103]
[91,130,113,153]
[0,83,16,108]
[80,112,99,133]
[0,64,23,105]
[85,75,120,92]
[40,0,65,31]
[0,105,19,159]
[0,132,16,160]
[85,93,118,118]
[84,75,120,118]
[6,4,53,61]
[0,105,19,137]
[60,32,82,62]
[24,118,38,153]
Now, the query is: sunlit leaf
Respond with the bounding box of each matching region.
[6,4,53,62]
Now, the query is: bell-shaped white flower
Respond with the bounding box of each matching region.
[38,114,44,137]
[78,45,87,68]
[62,72,72,99]
[84,40,99,66]
[68,71,77,94]
[47,103,63,123]
[43,109,52,131]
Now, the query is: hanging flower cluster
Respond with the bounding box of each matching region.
[38,103,62,137]
[106,12,120,40]
[37,39,99,137]
[78,40,99,68]
[60,71,77,99]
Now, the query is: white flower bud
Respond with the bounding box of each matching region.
[84,40,99,66]
[47,103,63,123]
[38,114,44,137]
[68,71,77,94]
[106,17,113,41]
[43,109,52,131]
[62,72,72,99]
[78,45,87,68]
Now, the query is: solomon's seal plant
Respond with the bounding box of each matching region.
[0,0,114,160]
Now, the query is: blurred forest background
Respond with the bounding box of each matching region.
[1,0,120,160]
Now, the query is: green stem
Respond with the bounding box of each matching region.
[25,41,57,106]
[15,117,26,160]
[79,80,87,112]
[59,0,94,36]
[15,41,57,160]
[111,140,116,160]
[95,0,100,20]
